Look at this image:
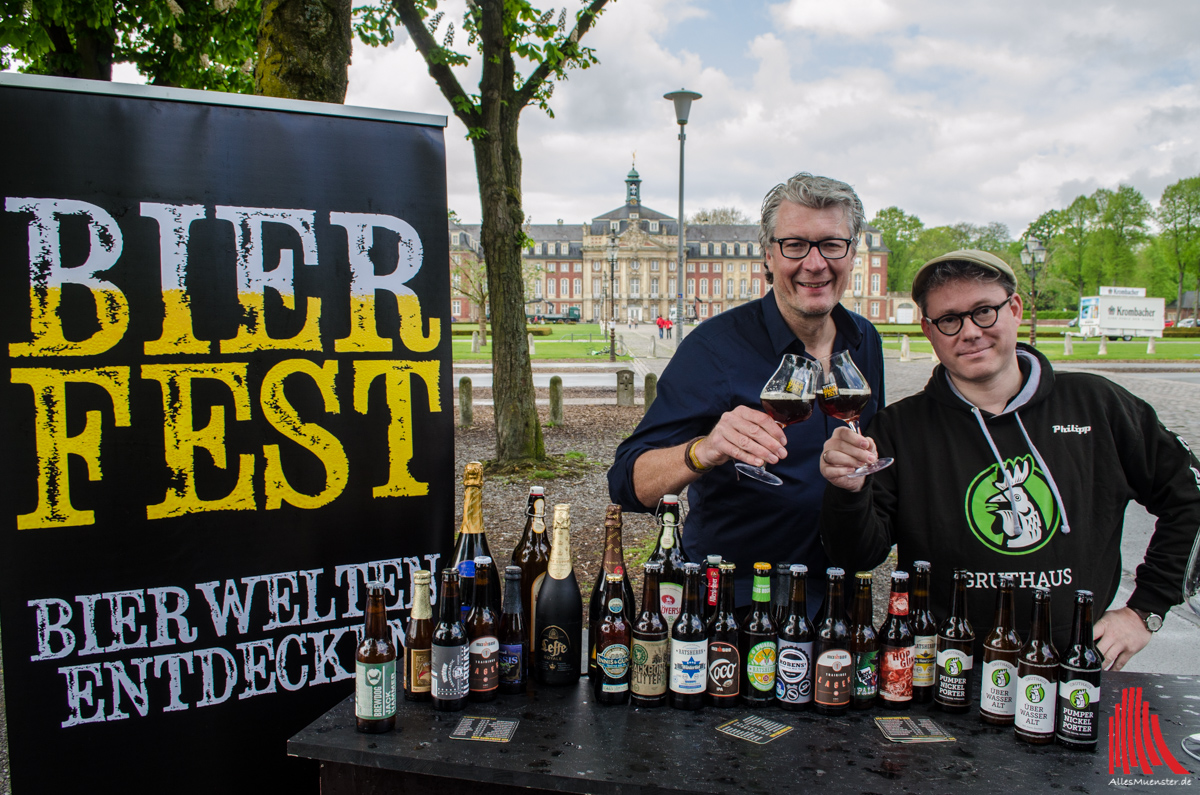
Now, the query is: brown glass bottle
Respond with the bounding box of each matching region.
[631,561,668,708]
[466,556,500,702]
[356,581,397,732]
[910,561,937,703]
[980,575,1021,725]
[813,568,852,716]
[534,504,583,685]
[452,463,499,620]
[849,572,879,710]
[704,554,723,626]
[1015,587,1059,744]
[1056,590,1102,750]
[776,564,814,711]
[648,495,687,630]
[589,505,637,680]
[594,573,632,704]
[431,569,469,712]
[404,570,433,702]
[934,569,974,713]
[511,486,551,656]
[707,562,740,707]
[669,563,707,710]
[877,571,913,710]
[498,565,526,694]
[771,561,792,628]
[740,562,777,706]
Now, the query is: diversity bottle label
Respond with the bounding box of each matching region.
[597,644,631,692]
[356,660,397,720]
[935,648,972,705]
[1056,672,1101,744]
[981,659,1017,717]
[878,645,913,702]
[669,640,708,694]
[498,643,523,686]
[912,636,936,688]
[1015,671,1058,735]
[431,644,469,699]
[814,649,852,707]
[746,641,778,692]
[853,650,879,699]
[631,638,668,696]
[660,583,683,630]
[776,640,813,704]
[707,642,740,697]
[406,647,431,693]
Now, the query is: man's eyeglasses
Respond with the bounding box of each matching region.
[771,237,853,260]
[925,295,1015,336]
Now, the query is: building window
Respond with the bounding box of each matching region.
[574,278,582,295]
[871,273,881,294]
[651,260,660,271]
[853,273,862,292]
[668,278,677,294]
[546,280,556,297]
[700,303,709,318]
[669,261,677,272]
[713,278,722,297]
[687,262,695,273]
[535,243,542,255]
[611,221,619,232]
[630,260,640,271]
[753,279,761,296]
[739,278,747,296]
[592,260,602,272]
[727,278,734,297]
[713,303,722,313]
[630,278,640,296]
[700,263,708,273]
[872,256,881,268]
[592,278,602,295]
[574,263,583,273]
[871,301,880,317]
[741,243,748,256]
[713,262,721,273]
[854,256,863,267]
[547,242,556,255]
[547,262,556,273]
[752,263,761,273]
[651,277,659,294]
[741,262,748,272]
[650,221,659,232]
[700,279,708,296]
[687,279,695,297]
[700,243,708,255]
[535,282,543,298]
[854,301,862,314]
[452,300,462,316]
[451,233,460,245]
[561,277,569,296]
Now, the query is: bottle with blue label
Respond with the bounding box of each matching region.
[1056,590,1101,750]
[669,563,707,710]
[594,573,631,704]
[498,566,527,695]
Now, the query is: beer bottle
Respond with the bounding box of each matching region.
[648,494,687,630]
[498,565,526,695]
[813,568,852,716]
[589,505,637,680]
[534,504,583,685]
[669,562,707,710]
[980,575,1021,725]
[1015,587,1059,744]
[452,462,499,619]
[910,561,937,703]
[706,562,740,707]
[771,562,792,628]
[740,561,777,706]
[1056,590,1102,750]
[465,556,500,702]
[776,564,814,711]
[849,572,879,710]
[934,569,974,713]
[356,581,397,732]
[594,573,632,704]
[877,571,914,710]
[704,554,723,626]
[511,486,551,656]
[404,570,433,702]
[431,569,469,712]
[631,562,669,708]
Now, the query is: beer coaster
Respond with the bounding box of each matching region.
[716,715,794,744]
[874,716,955,743]
[450,716,520,742]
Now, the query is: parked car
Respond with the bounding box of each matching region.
[1179,318,1197,328]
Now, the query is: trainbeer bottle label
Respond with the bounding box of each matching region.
[469,636,500,693]
[879,645,913,703]
[631,638,668,696]
[912,636,936,688]
[707,642,740,697]
[356,660,397,720]
[814,649,852,707]
[669,639,708,694]
[432,644,469,699]
[406,647,432,693]
[776,640,813,705]
[499,644,523,686]
[660,583,683,630]
[981,658,1017,717]
[935,648,972,706]
[1056,668,1101,744]
[746,641,777,692]
[1015,669,1058,735]
[538,625,574,673]
[598,644,631,693]
[852,649,879,699]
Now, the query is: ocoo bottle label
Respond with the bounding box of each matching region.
[706,641,740,697]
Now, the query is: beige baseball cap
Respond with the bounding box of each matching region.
[911,249,1017,304]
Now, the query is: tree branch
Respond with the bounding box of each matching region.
[514,0,610,111]
[389,0,480,129]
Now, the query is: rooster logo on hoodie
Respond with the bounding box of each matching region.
[965,455,1060,555]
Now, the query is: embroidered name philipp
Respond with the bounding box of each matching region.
[1052,425,1091,435]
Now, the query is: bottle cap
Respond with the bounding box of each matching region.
[891,570,909,581]
[913,560,931,571]
[644,561,663,573]
[719,561,736,572]
[605,572,623,583]
[775,562,791,573]
[504,565,521,577]
[789,564,808,575]
[754,562,771,574]
[856,571,872,580]
[663,494,679,503]
[827,567,845,577]
[474,555,492,566]
[530,486,544,495]
[366,580,385,594]
[1075,589,1094,599]
[413,570,432,585]
[682,562,701,573]
[706,554,723,565]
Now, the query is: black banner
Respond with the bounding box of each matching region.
[0,76,453,792]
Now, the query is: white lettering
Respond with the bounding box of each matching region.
[104,590,148,651]
[195,576,267,637]
[28,598,75,660]
[146,586,199,647]
[153,651,194,712]
[237,639,277,699]
[58,663,107,727]
[104,657,152,720]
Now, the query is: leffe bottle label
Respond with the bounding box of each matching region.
[538,626,574,673]
[498,644,523,685]
[1015,670,1058,734]
[746,641,777,692]
[669,639,707,694]
[406,647,431,693]
[1056,672,1101,743]
[431,643,469,699]
[878,645,913,702]
[356,660,397,719]
[981,658,1017,716]
[935,648,973,705]
[706,641,740,697]
[597,644,631,692]
[853,650,879,698]
[776,640,813,704]
[659,583,683,630]
[912,635,936,687]
[814,649,852,706]
[631,638,667,696]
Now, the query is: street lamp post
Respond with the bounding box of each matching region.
[1020,237,1047,347]
[664,88,701,336]
[607,232,618,362]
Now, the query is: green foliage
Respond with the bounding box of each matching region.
[689,206,752,225]
[1,0,260,91]
[870,206,924,290]
[1156,176,1200,319]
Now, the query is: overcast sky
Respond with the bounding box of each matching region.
[344,0,1200,236]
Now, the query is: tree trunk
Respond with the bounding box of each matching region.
[477,307,487,347]
[254,0,352,102]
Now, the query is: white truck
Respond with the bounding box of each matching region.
[1076,291,1165,341]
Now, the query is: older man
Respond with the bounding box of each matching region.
[820,250,1200,669]
[608,173,885,608]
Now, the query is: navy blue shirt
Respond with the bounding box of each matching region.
[607,292,885,609]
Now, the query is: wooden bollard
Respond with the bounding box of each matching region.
[900,334,911,362]
[549,375,563,426]
[616,369,635,407]
[528,332,536,355]
[644,373,657,414]
[1063,334,1073,355]
[459,376,473,427]
[471,330,480,353]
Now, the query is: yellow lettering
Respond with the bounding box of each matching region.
[353,359,440,497]
[10,367,131,528]
[261,359,349,510]
[141,203,209,355]
[141,363,256,520]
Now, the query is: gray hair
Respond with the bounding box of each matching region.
[758,173,865,254]
[913,260,1017,314]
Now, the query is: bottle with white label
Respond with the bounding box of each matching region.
[669,563,707,710]
[356,580,397,732]
[813,568,852,716]
[910,561,937,704]
[776,564,814,711]
[1015,587,1059,744]
[1056,590,1101,750]
[980,575,1021,725]
[648,495,687,630]
[935,569,974,713]
[466,556,500,702]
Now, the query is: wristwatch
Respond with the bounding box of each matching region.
[1131,608,1164,632]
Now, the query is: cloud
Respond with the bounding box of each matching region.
[769,0,901,37]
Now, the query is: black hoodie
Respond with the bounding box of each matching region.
[820,344,1200,652]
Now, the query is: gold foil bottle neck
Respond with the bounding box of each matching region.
[552,503,571,530]
[604,504,622,528]
[410,571,432,620]
[462,461,483,487]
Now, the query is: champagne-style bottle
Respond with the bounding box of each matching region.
[534,504,583,685]
[498,565,527,695]
[631,562,669,708]
[431,569,469,712]
[739,561,777,707]
[669,562,707,710]
[355,581,397,732]
[980,575,1021,725]
[849,571,879,710]
[935,569,974,713]
[1056,590,1102,750]
[589,505,637,680]
[404,570,433,702]
[813,568,852,716]
[452,462,499,619]
[910,561,937,704]
[466,556,500,702]
[776,564,814,711]
[706,562,740,707]
[648,494,687,630]
[594,573,632,704]
[877,571,913,709]
[1015,587,1059,744]
[511,486,551,656]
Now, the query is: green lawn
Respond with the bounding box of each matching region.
[881,337,1200,362]
[452,339,633,360]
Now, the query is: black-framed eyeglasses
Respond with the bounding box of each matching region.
[771,237,853,260]
[925,295,1015,336]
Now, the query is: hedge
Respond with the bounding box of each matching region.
[452,327,553,337]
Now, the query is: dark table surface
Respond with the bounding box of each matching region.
[289,672,1200,794]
